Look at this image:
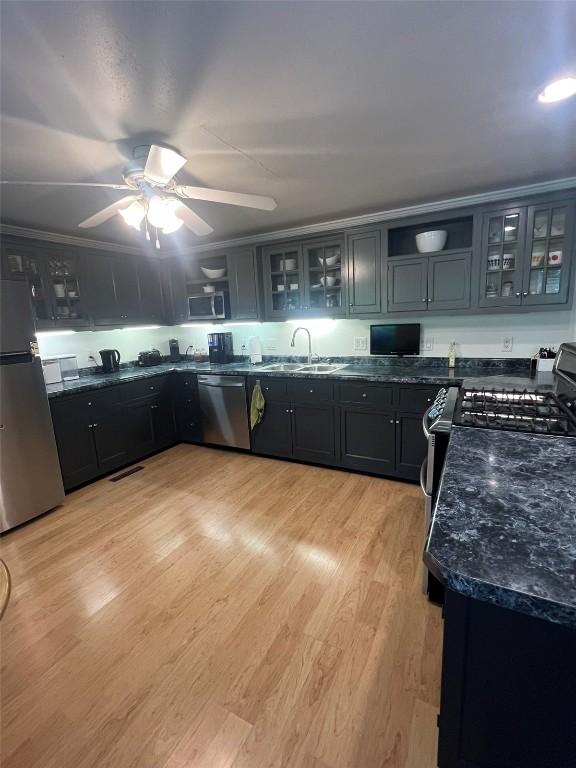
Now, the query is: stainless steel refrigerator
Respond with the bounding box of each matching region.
[0,280,64,532]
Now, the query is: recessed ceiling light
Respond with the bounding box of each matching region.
[538,77,576,103]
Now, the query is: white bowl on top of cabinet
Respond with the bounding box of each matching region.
[200,266,226,279]
[415,230,448,253]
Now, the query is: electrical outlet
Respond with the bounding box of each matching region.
[502,336,513,353]
[354,336,368,352]
[424,337,434,352]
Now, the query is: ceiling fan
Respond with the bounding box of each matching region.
[0,144,277,245]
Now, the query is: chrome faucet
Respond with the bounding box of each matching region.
[290,326,312,364]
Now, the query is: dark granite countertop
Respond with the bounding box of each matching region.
[44,361,554,398]
[425,427,576,628]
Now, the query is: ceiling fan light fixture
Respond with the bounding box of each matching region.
[538,77,576,103]
[161,215,184,234]
[118,199,145,230]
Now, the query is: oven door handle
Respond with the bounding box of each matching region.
[420,456,431,498]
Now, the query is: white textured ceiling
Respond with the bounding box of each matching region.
[1,0,576,247]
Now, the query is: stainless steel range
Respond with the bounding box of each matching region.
[420,342,576,602]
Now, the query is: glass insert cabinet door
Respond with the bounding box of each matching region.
[522,202,574,305]
[264,244,304,315]
[45,254,87,324]
[1,246,53,324]
[480,208,525,307]
[303,238,345,314]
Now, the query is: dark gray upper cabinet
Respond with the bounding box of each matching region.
[227,247,260,321]
[427,251,472,311]
[479,206,526,308]
[1,241,89,329]
[387,256,428,312]
[346,228,381,314]
[302,237,346,316]
[387,251,472,312]
[522,201,575,306]
[478,199,575,309]
[87,252,141,325]
[111,255,140,321]
[262,242,305,319]
[137,258,165,323]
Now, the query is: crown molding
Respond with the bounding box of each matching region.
[2,176,575,256]
[171,176,576,255]
[0,224,144,255]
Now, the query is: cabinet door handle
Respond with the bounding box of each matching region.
[150,405,158,410]
[309,389,314,393]
[285,409,290,413]
[421,298,427,302]
[88,401,92,406]
[523,292,528,296]
[427,398,432,403]
[150,386,155,390]
[515,292,521,297]
[362,393,367,398]
[396,420,400,424]
[389,419,394,424]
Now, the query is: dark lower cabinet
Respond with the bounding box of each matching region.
[251,402,292,457]
[50,401,100,489]
[438,589,576,768]
[340,406,396,474]
[249,376,435,479]
[50,377,185,490]
[291,403,338,465]
[50,389,128,490]
[395,413,428,480]
[123,397,156,460]
[174,374,202,442]
[91,401,129,473]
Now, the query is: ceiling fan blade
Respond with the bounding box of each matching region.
[144,145,187,185]
[78,195,140,228]
[173,201,213,236]
[0,181,130,189]
[175,185,277,211]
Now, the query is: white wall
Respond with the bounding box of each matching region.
[37,307,576,366]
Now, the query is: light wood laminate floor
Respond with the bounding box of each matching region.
[0,445,442,768]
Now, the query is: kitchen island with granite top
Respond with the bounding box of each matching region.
[425,427,576,768]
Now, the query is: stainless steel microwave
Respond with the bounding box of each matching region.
[187,291,228,320]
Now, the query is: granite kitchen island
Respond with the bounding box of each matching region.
[425,427,576,768]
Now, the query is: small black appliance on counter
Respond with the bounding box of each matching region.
[99,348,120,373]
[169,338,181,362]
[208,332,233,364]
[137,349,162,367]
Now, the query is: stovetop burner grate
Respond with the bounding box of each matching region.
[455,388,576,435]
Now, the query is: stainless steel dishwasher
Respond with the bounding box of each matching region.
[197,375,250,449]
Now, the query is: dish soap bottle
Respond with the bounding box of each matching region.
[448,341,457,369]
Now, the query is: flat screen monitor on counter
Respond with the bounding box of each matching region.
[370,324,421,356]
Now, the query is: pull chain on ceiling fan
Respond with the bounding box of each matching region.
[0,144,277,243]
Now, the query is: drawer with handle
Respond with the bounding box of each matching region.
[287,379,332,403]
[397,386,439,414]
[338,381,394,408]
[250,377,289,402]
[120,375,171,402]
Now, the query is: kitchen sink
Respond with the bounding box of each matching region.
[261,363,348,374]
[261,363,306,372]
[298,364,348,374]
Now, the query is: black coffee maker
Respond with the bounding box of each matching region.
[208,332,233,364]
[99,349,121,373]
